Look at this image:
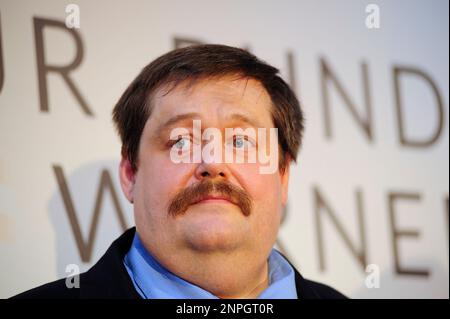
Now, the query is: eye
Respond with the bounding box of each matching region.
[233,135,255,149]
[173,136,192,151]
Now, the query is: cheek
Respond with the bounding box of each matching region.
[253,180,283,246]
[253,174,283,226]
[232,163,283,226]
[233,163,282,203]
[134,155,193,219]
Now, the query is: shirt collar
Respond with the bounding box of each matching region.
[124,233,298,299]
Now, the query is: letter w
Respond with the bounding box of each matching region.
[53,165,128,262]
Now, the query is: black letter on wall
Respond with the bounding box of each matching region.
[320,58,373,141]
[33,17,93,115]
[314,186,367,272]
[393,66,444,147]
[0,13,4,93]
[287,51,297,94]
[53,165,128,262]
[173,37,203,49]
[388,192,429,277]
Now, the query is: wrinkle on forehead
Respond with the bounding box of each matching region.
[148,74,275,131]
[154,75,270,108]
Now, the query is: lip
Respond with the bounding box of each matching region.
[193,195,235,205]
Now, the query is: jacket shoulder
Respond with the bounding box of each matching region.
[279,250,347,299]
[11,278,80,299]
[299,277,347,299]
[11,228,139,299]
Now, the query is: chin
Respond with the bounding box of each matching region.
[178,206,249,252]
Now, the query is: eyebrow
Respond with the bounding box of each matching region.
[227,113,263,129]
[153,112,264,139]
[154,112,201,136]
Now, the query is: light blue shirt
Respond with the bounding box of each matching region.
[123,233,298,299]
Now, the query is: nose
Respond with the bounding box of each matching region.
[194,161,229,181]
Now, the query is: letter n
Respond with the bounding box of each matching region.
[320,57,373,142]
[314,186,367,271]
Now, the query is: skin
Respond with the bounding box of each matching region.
[119,75,291,298]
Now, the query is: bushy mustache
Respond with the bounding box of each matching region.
[167,180,252,217]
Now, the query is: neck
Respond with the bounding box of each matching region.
[146,244,271,298]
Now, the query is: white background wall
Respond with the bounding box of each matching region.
[0,0,448,298]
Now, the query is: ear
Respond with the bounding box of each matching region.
[280,155,291,207]
[119,157,136,203]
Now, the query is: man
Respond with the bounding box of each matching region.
[14,44,346,299]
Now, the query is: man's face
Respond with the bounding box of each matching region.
[120,75,290,260]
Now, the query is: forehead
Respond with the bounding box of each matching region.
[149,75,274,126]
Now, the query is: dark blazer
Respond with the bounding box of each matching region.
[12,228,346,299]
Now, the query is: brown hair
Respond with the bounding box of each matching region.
[112,44,304,173]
